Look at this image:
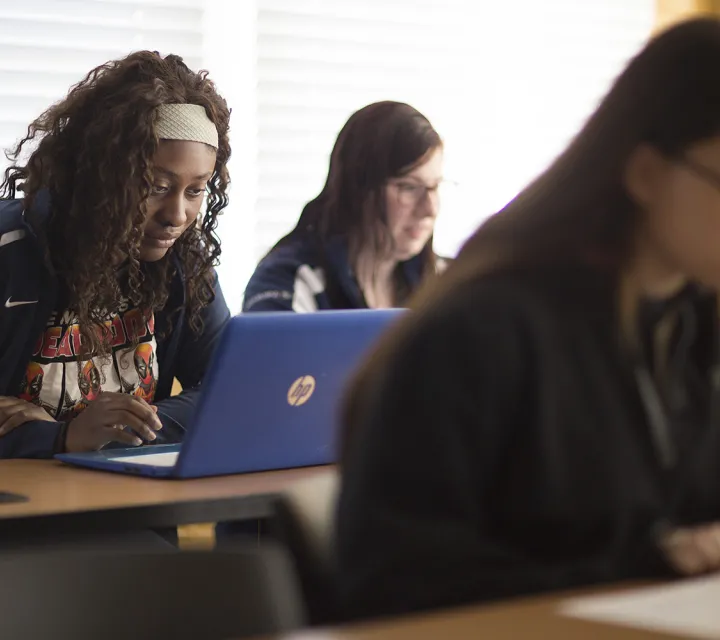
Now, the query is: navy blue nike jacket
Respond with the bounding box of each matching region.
[0,196,231,459]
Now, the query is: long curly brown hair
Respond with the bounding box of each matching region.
[1,51,231,356]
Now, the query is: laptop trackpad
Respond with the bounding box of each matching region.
[111,452,179,467]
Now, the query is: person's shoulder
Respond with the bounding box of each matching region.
[408,263,598,348]
[425,267,552,319]
[354,269,545,419]
[266,236,321,267]
[0,199,43,275]
[0,191,54,252]
[0,199,27,239]
[0,200,47,293]
[247,237,322,285]
[243,236,328,312]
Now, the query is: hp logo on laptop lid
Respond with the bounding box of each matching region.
[287,375,316,406]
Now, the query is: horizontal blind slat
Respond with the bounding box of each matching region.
[0,0,207,176]
[253,0,654,260]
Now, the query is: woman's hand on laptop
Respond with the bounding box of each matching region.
[64,393,163,453]
[0,397,56,436]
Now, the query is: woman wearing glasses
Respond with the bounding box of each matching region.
[242,101,447,312]
[336,18,720,620]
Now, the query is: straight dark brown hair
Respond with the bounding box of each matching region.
[270,100,442,279]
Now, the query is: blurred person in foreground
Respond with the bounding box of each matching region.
[337,18,720,620]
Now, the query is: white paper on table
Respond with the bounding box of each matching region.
[559,574,720,639]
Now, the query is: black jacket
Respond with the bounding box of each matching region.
[336,265,720,620]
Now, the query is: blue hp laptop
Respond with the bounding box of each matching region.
[55,309,404,478]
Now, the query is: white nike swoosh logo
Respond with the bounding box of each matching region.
[5,297,38,308]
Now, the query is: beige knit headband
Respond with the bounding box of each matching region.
[154,103,219,149]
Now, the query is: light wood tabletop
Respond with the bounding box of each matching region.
[257,588,687,640]
[0,459,332,537]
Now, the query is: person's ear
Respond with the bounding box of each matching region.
[623,143,671,209]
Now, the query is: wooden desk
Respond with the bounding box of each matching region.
[0,459,331,538]
[259,589,686,639]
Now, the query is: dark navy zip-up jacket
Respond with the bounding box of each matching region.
[243,235,446,312]
[0,196,231,459]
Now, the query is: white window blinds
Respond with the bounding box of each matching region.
[254,0,655,260]
[0,0,656,309]
[0,0,206,166]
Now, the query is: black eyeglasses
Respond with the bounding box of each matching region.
[387,179,458,207]
[677,156,720,192]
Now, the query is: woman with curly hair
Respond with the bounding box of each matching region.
[0,50,231,459]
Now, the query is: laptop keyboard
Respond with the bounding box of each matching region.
[111,452,179,467]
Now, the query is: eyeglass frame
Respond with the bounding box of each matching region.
[386,177,458,207]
